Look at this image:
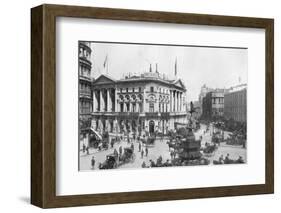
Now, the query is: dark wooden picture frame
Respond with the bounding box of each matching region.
[31,4,274,208]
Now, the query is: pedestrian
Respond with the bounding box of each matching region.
[170,150,174,159]
[114,148,118,157]
[119,146,123,156]
[86,146,89,155]
[219,155,224,164]
[110,139,114,148]
[141,161,146,168]
[141,149,144,159]
[163,159,170,167]
[173,151,176,159]
[224,153,230,163]
[149,159,156,168]
[91,156,95,169]
[138,142,141,152]
[237,156,244,163]
[82,143,86,153]
[145,146,148,157]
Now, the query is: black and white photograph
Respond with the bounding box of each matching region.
[78,41,247,171]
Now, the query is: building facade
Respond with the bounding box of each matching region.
[224,84,247,123]
[91,69,187,135]
[79,42,93,139]
[202,89,225,120]
[197,84,214,117]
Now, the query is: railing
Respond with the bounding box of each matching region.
[79,90,91,97]
[79,75,91,81]
[145,112,160,118]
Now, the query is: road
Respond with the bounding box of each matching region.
[79,124,246,171]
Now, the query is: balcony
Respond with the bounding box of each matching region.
[79,75,92,82]
[145,112,160,118]
[118,112,140,118]
[79,90,92,99]
[160,112,170,119]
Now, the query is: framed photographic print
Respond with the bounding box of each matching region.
[31,4,274,208]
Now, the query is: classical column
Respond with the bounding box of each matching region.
[107,89,111,112]
[170,90,173,112]
[143,88,149,113]
[177,92,179,112]
[114,118,118,133]
[179,92,182,112]
[106,119,110,131]
[99,90,104,112]
[114,88,117,112]
[173,91,176,112]
[92,90,96,112]
[170,90,172,112]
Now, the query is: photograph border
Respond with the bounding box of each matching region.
[31,4,274,208]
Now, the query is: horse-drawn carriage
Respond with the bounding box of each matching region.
[99,147,135,169]
[212,132,223,144]
[141,134,156,146]
[203,143,217,155]
[119,147,135,164]
[225,132,246,147]
[99,153,118,169]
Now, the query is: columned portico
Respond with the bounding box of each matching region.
[91,74,187,136]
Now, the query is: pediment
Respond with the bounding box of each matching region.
[173,79,186,89]
[94,74,116,85]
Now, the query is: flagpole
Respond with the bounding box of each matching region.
[106,55,109,75]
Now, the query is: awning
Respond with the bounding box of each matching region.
[90,128,102,140]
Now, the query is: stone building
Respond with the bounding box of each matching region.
[91,66,187,135]
[202,89,225,120]
[197,84,214,117]
[224,84,247,123]
[79,42,93,140]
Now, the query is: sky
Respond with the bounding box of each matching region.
[88,42,248,101]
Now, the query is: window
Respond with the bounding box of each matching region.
[120,103,124,112]
[139,103,143,112]
[150,86,154,92]
[139,87,141,92]
[126,88,128,93]
[149,103,154,112]
[132,88,135,92]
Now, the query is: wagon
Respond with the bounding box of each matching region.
[119,147,135,164]
[99,154,118,169]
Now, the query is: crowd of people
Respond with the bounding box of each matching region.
[83,122,246,170]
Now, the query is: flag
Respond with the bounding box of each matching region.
[103,55,108,68]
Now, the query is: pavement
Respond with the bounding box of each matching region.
[79,124,247,171]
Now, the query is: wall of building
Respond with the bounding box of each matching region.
[224,88,247,123]
[91,75,187,134]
